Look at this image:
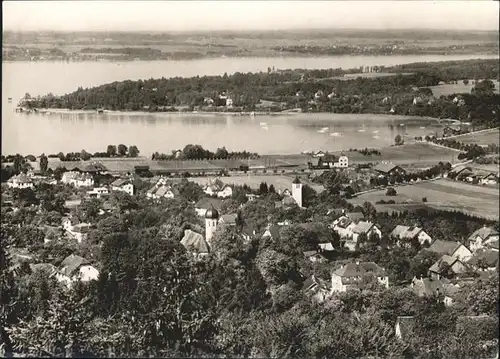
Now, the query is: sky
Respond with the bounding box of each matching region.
[3,1,499,32]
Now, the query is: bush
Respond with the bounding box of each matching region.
[386,187,397,196]
[422,197,428,202]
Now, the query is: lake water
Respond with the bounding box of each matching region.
[2,54,498,155]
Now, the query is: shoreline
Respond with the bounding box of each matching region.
[15,107,446,122]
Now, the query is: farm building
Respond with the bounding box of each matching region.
[468,226,499,253]
[373,163,407,177]
[480,173,499,185]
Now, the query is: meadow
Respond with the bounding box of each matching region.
[429,80,500,97]
[349,178,499,219]
[450,128,499,145]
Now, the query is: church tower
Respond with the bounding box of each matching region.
[205,204,219,244]
[291,176,303,207]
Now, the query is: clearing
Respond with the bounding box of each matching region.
[449,128,499,146]
[429,80,500,97]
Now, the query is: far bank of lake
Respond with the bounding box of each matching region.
[3,53,497,156]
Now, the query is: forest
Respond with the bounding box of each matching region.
[20,59,500,128]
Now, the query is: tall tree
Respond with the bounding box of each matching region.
[39,153,48,174]
[117,144,128,157]
[128,145,140,158]
[106,145,117,157]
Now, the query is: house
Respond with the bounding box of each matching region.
[427,240,472,261]
[373,163,407,177]
[313,151,325,158]
[7,173,34,189]
[413,97,423,105]
[111,178,135,196]
[194,198,222,217]
[468,226,499,253]
[428,255,469,279]
[302,275,330,303]
[330,261,389,293]
[395,316,415,340]
[314,90,324,99]
[331,214,362,239]
[303,250,326,263]
[318,242,335,252]
[61,171,94,187]
[467,250,499,271]
[67,223,92,243]
[86,187,109,199]
[217,185,233,198]
[180,229,210,257]
[147,185,179,200]
[480,173,499,185]
[410,276,460,306]
[56,254,99,288]
[204,97,214,106]
[451,166,474,181]
[241,224,257,242]
[390,225,433,246]
[245,193,259,201]
[82,162,107,174]
[351,220,381,240]
[219,213,238,226]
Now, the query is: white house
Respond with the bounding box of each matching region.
[350,221,382,247]
[61,171,94,188]
[7,174,34,189]
[411,276,459,307]
[217,185,233,198]
[56,254,99,289]
[468,226,499,253]
[330,261,389,293]
[332,215,358,239]
[147,185,179,200]
[390,225,433,246]
[428,255,469,280]
[111,178,135,196]
[180,229,210,257]
[86,187,109,199]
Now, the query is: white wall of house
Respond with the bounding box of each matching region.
[417,231,433,245]
[470,234,499,253]
[7,180,34,189]
[112,183,134,196]
[352,226,382,243]
[217,186,233,198]
[330,273,345,293]
[452,245,473,261]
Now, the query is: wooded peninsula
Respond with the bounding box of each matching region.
[20,59,500,129]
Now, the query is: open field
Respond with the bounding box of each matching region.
[336,142,461,166]
[449,128,499,145]
[429,80,500,97]
[348,178,499,219]
[189,175,324,193]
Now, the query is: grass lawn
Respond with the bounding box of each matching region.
[349,178,499,219]
[429,80,500,97]
[336,143,461,166]
[451,129,499,146]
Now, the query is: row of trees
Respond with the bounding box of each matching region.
[152,144,259,161]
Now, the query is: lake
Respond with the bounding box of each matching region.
[2,54,498,156]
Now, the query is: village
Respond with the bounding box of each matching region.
[2,133,499,356]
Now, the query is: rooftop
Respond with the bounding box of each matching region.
[468,226,499,241]
[428,240,462,256]
[59,254,90,277]
[334,261,386,278]
[180,229,209,254]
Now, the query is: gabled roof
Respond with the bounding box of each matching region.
[468,226,498,241]
[373,163,403,174]
[335,216,353,229]
[292,176,302,184]
[391,225,424,239]
[428,254,462,273]
[412,276,457,297]
[428,240,462,256]
[452,165,472,174]
[352,221,376,234]
[59,254,90,277]
[282,196,297,206]
[180,229,209,254]
[346,212,365,221]
[111,178,130,187]
[195,197,222,210]
[9,173,33,184]
[334,261,387,278]
[30,263,57,275]
[155,186,169,197]
[303,250,319,258]
[220,213,238,225]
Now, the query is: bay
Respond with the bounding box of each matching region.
[2,54,497,155]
